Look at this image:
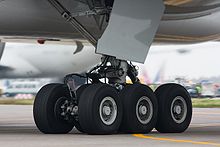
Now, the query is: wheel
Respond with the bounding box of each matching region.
[74,84,90,133]
[78,83,123,134]
[119,83,158,133]
[155,83,192,133]
[33,83,74,134]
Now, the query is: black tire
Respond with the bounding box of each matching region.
[74,120,83,133]
[119,83,158,133]
[155,83,192,133]
[74,84,90,133]
[76,84,91,102]
[33,83,74,134]
[78,84,123,134]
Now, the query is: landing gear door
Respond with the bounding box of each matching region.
[97,0,164,63]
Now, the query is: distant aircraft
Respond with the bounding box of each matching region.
[0,0,219,135]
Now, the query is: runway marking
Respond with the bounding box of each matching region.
[133,134,220,146]
[191,123,220,128]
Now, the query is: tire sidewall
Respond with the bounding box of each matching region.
[155,84,192,133]
[34,84,74,133]
[47,85,73,127]
[93,85,122,133]
[79,84,122,134]
[164,85,192,131]
[121,84,158,133]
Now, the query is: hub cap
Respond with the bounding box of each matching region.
[99,97,117,126]
[136,96,153,125]
[171,96,187,124]
[54,97,74,122]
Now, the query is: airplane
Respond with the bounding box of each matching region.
[0,0,219,135]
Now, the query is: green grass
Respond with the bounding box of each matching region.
[0,98,220,108]
[192,98,220,108]
[0,98,34,105]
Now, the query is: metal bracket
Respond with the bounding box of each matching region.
[47,0,98,47]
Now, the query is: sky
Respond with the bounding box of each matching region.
[137,41,220,81]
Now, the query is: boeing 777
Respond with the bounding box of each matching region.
[0,0,219,135]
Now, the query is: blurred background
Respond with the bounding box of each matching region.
[138,41,220,98]
[1,41,220,107]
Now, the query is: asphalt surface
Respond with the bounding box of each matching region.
[0,105,220,147]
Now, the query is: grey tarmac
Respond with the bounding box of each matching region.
[0,105,220,147]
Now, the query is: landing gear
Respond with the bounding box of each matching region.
[155,83,192,133]
[33,56,192,135]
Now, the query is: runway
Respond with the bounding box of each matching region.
[0,105,220,147]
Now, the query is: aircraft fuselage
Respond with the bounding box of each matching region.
[0,0,219,44]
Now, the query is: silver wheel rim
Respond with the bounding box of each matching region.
[170,96,187,124]
[136,96,153,125]
[99,97,117,126]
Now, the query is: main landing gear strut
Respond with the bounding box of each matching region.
[33,56,192,134]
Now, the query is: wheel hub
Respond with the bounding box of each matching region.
[103,106,111,116]
[136,96,153,125]
[174,105,182,115]
[99,97,117,126]
[54,97,75,122]
[171,96,187,124]
[139,105,147,115]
